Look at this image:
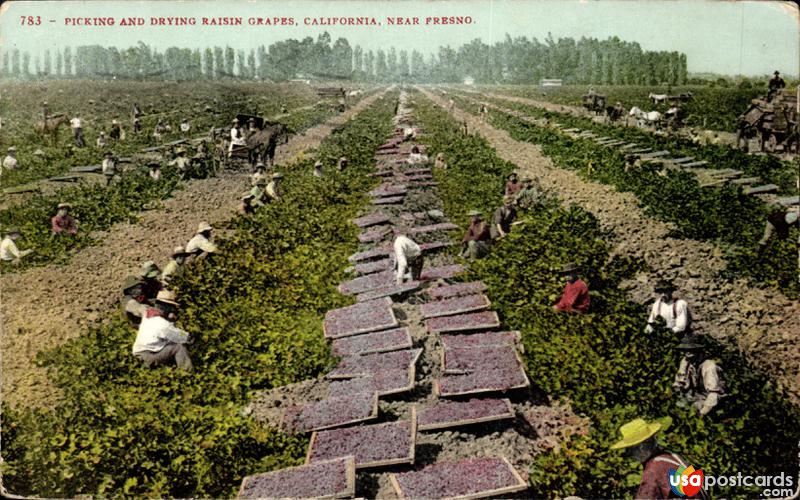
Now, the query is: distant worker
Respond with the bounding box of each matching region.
[70,116,86,148]
[51,203,78,236]
[250,162,267,186]
[515,177,546,210]
[133,116,142,134]
[673,335,725,417]
[250,178,268,208]
[148,161,162,181]
[0,227,33,263]
[170,148,191,180]
[553,262,590,314]
[153,119,168,141]
[448,99,455,112]
[280,104,288,114]
[180,119,191,133]
[109,119,122,140]
[610,418,706,499]
[96,131,108,148]
[139,260,164,301]
[758,206,799,252]
[247,117,259,135]
[266,172,283,202]
[479,102,488,121]
[434,152,447,170]
[186,221,218,257]
[41,101,49,121]
[2,146,18,171]
[645,280,691,335]
[132,290,194,372]
[101,151,117,186]
[228,119,246,155]
[120,275,149,327]
[313,160,324,178]
[504,172,522,197]
[238,194,256,216]
[394,230,423,285]
[160,246,190,284]
[338,156,348,171]
[461,210,491,260]
[767,70,786,102]
[408,145,429,165]
[491,195,517,240]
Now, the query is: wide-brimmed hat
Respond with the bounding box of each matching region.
[654,279,676,293]
[508,172,518,180]
[774,70,780,75]
[99,131,106,136]
[176,148,186,155]
[785,210,798,225]
[140,260,160,279]
[231,118,239,124]
[248,117,256,123]
[339,156,348,162]
[467,209,482,217]
[104,151,113,157]
[610,417,670,450]
[676,334,704,351]
[33,149,45,157]
[155,289,179,306]
[314,160,323,167]
[172,245,189,257]
[561,262,580,274]
[272,172,283,179]
[197,221,213,233]
[255,161,265,168]
[7,146,16,152]
[57,202,72,210]
[242,194,255,201]
[121,275,142,293]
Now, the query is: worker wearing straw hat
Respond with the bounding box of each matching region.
[313,160,324,178]
[0,227,33,263]
[553,262,590,314]
[460,209,491,260]
[266,172,283,202]
[51,203,78,236]
[3,146,19,171]
[186,221,218,257]
[673,334,724,417]
[160,246,190,284]
[132,290,194,372]
[610,417,706,499]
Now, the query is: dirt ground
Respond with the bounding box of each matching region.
[417,86,800,407]
[0,90,387,410]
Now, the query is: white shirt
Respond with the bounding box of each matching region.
[674,358,723,415]
[70,117,82,129]
[3,155,18,170]
[180,122,191,132]
[186,233,217,254]
[132,314,191,354]
[1,236,22,260]
[646,298,689,334]
[102,158,116,175]
[394,235,421,284]
[96,137,107,147]
[230,127,246,146]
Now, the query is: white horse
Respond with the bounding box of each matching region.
[629,106,663,129]
[648,93,669,105]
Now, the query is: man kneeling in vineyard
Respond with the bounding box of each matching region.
[394,229,424,285]
[645,280,691,336]
[491,195,517,240]
[553,262,590,314]
[120,275,149,327]
[460,210,491,260]
[186,222,218,258]
[673,335,724,417]
[51,203,79,236]
[132,290,194,372]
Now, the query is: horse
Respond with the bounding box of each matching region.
[629,106,662,129]
[648,93,669,106]
[245,123,289,167]
[34,114,69,145]
[605,105,626,123]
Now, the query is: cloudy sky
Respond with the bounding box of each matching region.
[0,0,797,76]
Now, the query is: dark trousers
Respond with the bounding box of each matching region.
[409,255,424,280]
[136,343,193,372]
[73,128,85,148]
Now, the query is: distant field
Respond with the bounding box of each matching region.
[485,85,765,133]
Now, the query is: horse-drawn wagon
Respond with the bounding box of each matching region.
[736,89,798,153]
[581,92,606,114]
[315,87,347,112]
[223,113,289,167]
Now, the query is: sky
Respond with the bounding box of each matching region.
[0,0,797,76]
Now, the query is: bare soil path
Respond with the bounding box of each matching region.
[0,89,388,410]
[418,86,800,406]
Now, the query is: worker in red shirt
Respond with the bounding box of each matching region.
[504,172,522,197]
[51,203,79,236]
[611,417,707,500]
[460,209,491,260]
[553,262,590,313]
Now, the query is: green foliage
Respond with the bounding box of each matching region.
[414,93,800,499]
[1,92,399,498]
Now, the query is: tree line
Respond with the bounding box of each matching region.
[0,33,687,85]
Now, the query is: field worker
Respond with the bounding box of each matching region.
[338,156,348,171]
[448,98,455,112]
[280,104,288,114]
[3,147,18,171]
[120,275,149,327]
[148,161,162,181]
[109,119,121,140]
[51,203,78,236]
[41,101,49,121]
[461,210,491,260]
[70,116,85,147]
[238,194,256,216]
[504,172,522,197]
[180,119,191,133]
[313,160,324,178]
[610,418,706,499]
[758,206,799,251]
[186,221,218,257]
[434,152,447,170]
[479,102,488,121]
[491,195,517,240]
[133,116,142,134]
[645,280,691,335]
[139,260,164,301]
[515,177,545,210]
[133,102,142,119]
[266,172,283,202]
[96,131,107,148]
[170,148,191,180]
[0,227,33,263]
[153,119,168,140]
[132,290,194,372]
[408,145,429,165]
[553,262,590,314]
[673,335,725,417]
[250,178,268,208]
[767,70,785,101]
[247,117,259,135]
[394,230,423,285]
[250,162,267,186]
[160,246,190,284]
[101,152,117,186]
[228,119,246,155]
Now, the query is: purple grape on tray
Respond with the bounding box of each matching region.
[332,327,413,356]
[417,398,514,431]
[435,365,530,397]
[427,281,488,300]
[420,294,490,319]
[238,456,356,499]
[440,331,521,350]
[425,311,500,333]
[323,297,398,339]
[282,391,379,433]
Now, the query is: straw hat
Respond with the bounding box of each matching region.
[172,245,189,257]
[121,275,142,293]
[561,262,580,274]
[272,172,283,179]
[467,210,482,217]
[7,146,16,152]
[197,221,213,233]
[676,334,704,351]
[140,260,160,279]
[5,227,21,236]
[155,289,179,306]
[610,417,670,450]
[57,202,72,210]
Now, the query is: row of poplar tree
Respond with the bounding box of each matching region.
[1,33,687,85]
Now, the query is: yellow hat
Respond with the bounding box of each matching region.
[609,418,669,450]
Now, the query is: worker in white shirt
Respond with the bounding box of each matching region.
[96,131,108,148]
[313,160,324,178]
[132,290,194,372]
[673,335,724,417]
[250,162,267,186]
[186,221,218,257]
[266,172,283,202]
[228,119,246,156]
[393,230,423,285]
[101,151,117,186]
[645,280,691,335]
[148,161,162,181]
[0,227,33,263]
[169,148,191,180]
[337,156,348,172]
[3,146,19,171]
[70,116,86,147]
